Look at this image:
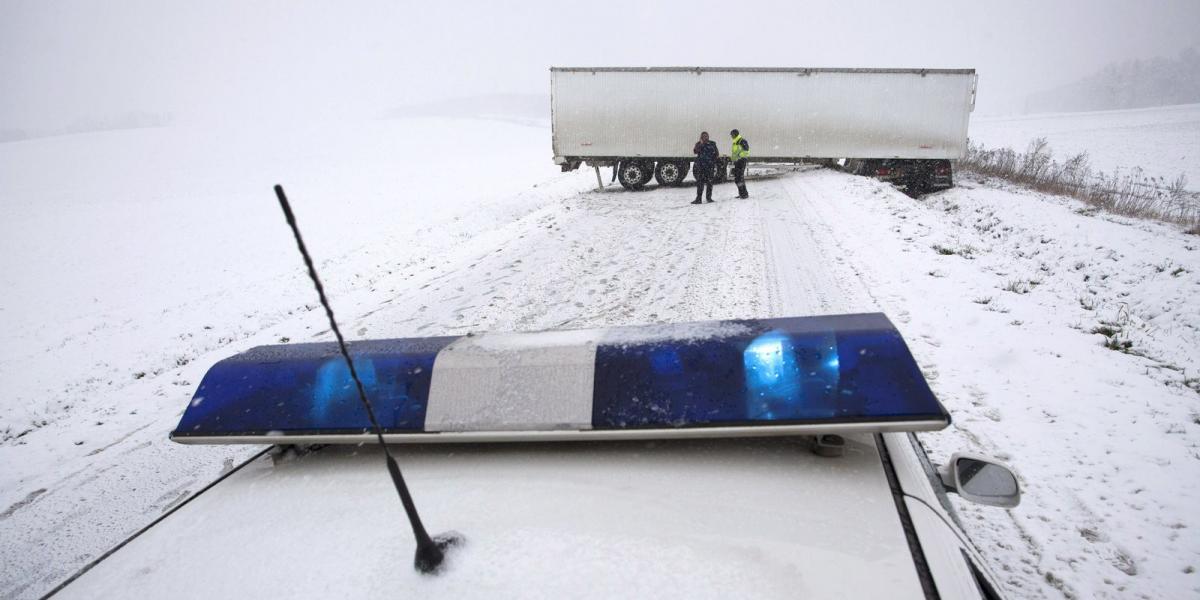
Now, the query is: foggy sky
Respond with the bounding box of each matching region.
[2,0,1198,131]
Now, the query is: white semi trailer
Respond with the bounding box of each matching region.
[551,67,977,193]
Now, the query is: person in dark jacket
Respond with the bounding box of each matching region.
[692,131,719,204]
[730,129,750,198]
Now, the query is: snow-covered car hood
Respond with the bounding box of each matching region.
[58,435,926,599]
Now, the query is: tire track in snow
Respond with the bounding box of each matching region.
[755,171,877,317]
[355,184,775,337]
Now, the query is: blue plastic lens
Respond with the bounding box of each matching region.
[174,336,455,436]
[743,331,799,419]
[591,314,940,429]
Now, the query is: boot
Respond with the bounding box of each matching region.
[737,184,749,199]
[706,194,714,203]
[691,198,702,205]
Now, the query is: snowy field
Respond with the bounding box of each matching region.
[971,103,1200,188]
[0,117,595,598]
[2,116,1199,599]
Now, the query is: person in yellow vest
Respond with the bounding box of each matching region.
[730,129,750,198]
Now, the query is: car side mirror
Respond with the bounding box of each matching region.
[938,453,1020,508]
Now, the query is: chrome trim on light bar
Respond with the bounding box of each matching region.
[171,419,948,445]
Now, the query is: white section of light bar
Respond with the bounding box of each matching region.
[424,329,602,432]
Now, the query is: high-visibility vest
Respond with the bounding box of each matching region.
[731,135,750,160]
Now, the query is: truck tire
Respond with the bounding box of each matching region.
[617,160,652,190]
[654,161,689,187]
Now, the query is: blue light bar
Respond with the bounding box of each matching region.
[174,337,455,437]
[171,313,949,443]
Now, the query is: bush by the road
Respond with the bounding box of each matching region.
[963,138,1200,229]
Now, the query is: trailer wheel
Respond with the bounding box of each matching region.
[654,161,689,187]
[617,160,652,190]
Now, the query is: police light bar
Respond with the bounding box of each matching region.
[170,313,949,444]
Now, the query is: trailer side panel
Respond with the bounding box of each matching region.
[551,68,976,162]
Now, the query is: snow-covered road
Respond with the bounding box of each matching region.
[3,120,1198,599]
[341,168,877,339]
[328,167,1200,599]
[1,165,887,599]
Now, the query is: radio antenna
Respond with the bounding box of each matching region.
[273,184,462,574]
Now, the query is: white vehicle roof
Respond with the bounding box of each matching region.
[56,435,929,599]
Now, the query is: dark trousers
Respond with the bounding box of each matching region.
[733,158,749,198]
[733,158,747,184]
[695,163,714,200]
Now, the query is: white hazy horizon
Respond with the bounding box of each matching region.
[2,0,1198,133]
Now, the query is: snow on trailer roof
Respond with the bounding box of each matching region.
[54,435,930,600]
[550,66,977,75]
[171,313,949,445]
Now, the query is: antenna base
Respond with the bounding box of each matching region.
[415,531,465,574]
